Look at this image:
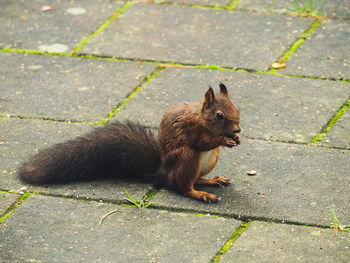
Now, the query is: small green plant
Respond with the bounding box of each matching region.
[259,0,326,16]
[124,189,152,208]
[330,204,350,232]
[285,0,326,16]
[259,0,276,14]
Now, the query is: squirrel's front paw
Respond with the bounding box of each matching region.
[233,133,242,145]
[222,137,236,148]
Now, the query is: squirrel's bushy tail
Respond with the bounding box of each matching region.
[19,121,161,185]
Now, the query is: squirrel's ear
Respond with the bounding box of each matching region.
[204,87,215,109]
[219,82,229,97]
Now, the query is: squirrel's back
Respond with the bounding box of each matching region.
[19,121,161,185]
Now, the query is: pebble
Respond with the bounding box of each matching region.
[38,43,69,53]
[247,170,257,176]
[19,186,27,192]
[66,7,86,15]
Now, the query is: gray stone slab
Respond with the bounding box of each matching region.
[81,3,311,70]
[322,110,350,149]
[152,139,350,226]
[0,0,123,52]
[0,119,152,202]
[0,192,18,217]
[237,0,350,18]
[280,19,350,79]
[0,52,157,122]
[221,221,350,263]
[115,68,350,143]
[0,195,241,263]
[165,0,229,6]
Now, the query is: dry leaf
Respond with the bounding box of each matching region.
[271,62,286,69]
[40,5,58,12]
[59,69,75,74]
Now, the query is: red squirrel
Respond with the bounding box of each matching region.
[19,83,241,203]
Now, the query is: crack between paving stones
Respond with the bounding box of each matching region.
[0,192,31,224]
[147,203,333,228]
[225,0,241,10]
[158,1,230,10]
[310,98,350,145]
[71,2,133,55]
[72,53,350,83]
[210,221,250,263]
[4,190,335,232]
[0,114,100,125]
[268,18,323,72]
[1,48,349,83]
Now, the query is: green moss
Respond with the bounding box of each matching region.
[0,192,31,224]
[310,100,350,145]
[225,0,241,10]
[210,221,250,263]
[270,19,323,71]
[72,2,133,55]
[159,1,235,10]
[0,47,71,57]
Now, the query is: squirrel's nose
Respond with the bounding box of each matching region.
[233,124,241,133]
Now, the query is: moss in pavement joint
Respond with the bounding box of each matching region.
[159,1,236,10]
[270,19,323,72]
[210,221,250,263]
[99,66,165,125]
[71,2,133,55]
[2,45,349,85]
[310,99,350,145]
[225,0,241,10]
[0,47,71,57]
[0,114,100,126]
[0,192,31,224]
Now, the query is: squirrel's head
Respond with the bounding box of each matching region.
[201,83,241,138]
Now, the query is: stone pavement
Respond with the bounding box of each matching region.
[1,0,349,262]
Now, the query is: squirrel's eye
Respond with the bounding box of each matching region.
[216,112,224,120]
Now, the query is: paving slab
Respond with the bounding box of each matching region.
[81,3,312,70]
[0,119,152,202]
[115,68,350,143]
[165,0,230,5]
[322,110,350,149]
[152,139,350,226]
[0,192,19,217]
[0,195,241,263]
[221,221,350,262]
[0,0,123,52]
[280,19,350,79]
[0,52,157,122]
[237,0,350,18]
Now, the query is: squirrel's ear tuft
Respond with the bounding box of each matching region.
[219,82,229,97]
[204,87,215,109]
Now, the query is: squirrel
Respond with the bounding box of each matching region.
[19,83,241,203]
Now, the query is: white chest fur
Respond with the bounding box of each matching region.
[199,150,215,174]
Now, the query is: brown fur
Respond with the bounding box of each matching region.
[158,83,241,203]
